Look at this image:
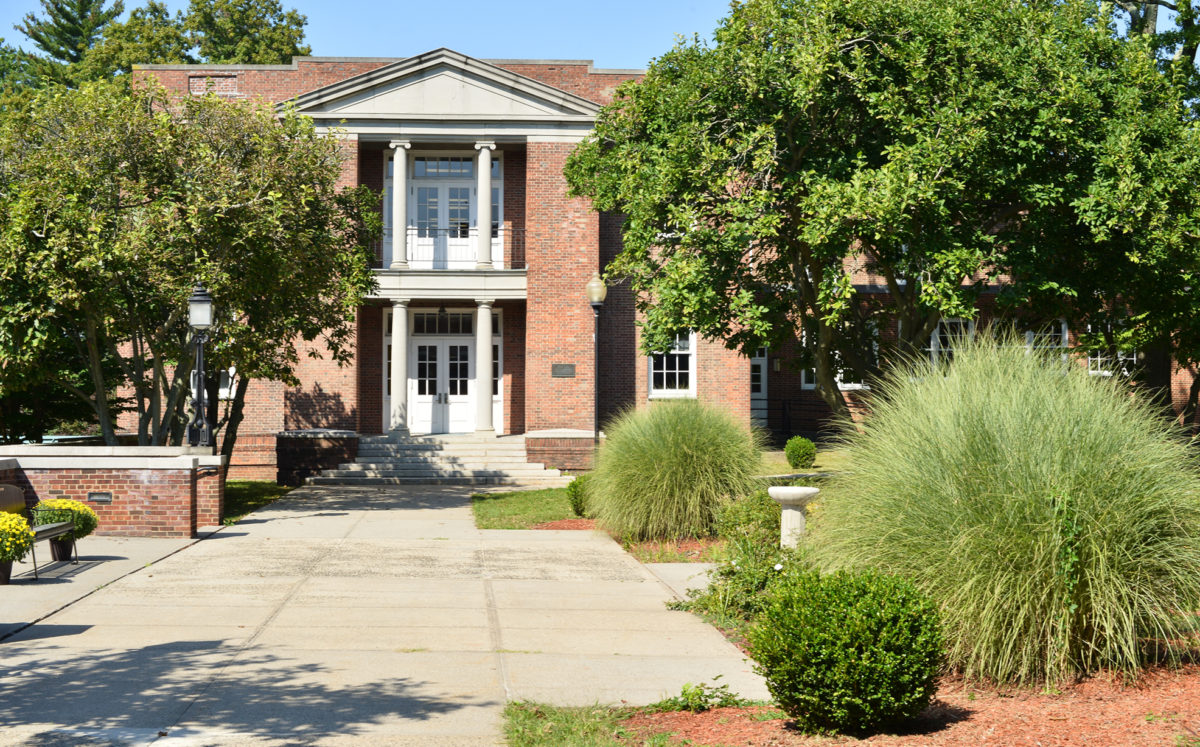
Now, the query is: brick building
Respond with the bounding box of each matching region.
[134,49,760,478]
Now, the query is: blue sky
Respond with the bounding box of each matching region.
[0,0,735,70]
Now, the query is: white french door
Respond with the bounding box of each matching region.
[409,339,474,434]
[411,184,475,269]
[750,347,768,428]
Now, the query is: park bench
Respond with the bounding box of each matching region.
[0,483,78,580]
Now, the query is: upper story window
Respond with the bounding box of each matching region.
[650,332,697,398]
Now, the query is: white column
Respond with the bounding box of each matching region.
[475,299,495,434]
[475,142,495,269]
[389,141,411,270]
[389,300,409,432]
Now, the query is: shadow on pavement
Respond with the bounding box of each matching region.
[0,640,482,742]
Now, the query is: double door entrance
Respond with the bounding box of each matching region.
[410,339,474,434]
[382,308,503,435]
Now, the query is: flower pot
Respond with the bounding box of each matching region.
[0,560,11,585]
[49,538,73,562]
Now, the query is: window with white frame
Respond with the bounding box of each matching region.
[650,332,697,398]
[927,318,975,365]
[1086,323,1139,377]
[800,324,878,391]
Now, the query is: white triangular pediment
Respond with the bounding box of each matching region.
[289,48,600,121]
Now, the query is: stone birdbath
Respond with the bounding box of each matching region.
[767,485,820,548]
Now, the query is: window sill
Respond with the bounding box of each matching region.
[649,391,697,400]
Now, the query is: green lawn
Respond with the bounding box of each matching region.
[760,447,848,475]
[223,480,294,525]
[471,487,575,529]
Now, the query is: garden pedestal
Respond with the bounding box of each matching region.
[768,486,820,548]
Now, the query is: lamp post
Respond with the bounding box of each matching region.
[187,285,214,448]
[586,273,607,447]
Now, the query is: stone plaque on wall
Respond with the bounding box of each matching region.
[551,364,576,378]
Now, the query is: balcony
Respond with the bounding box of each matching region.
[370,226,528,302]
[373,227,526,271]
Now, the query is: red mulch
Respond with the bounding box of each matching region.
[532,518,598,530]
[623,667,1200,746]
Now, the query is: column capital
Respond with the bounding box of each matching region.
[393,298,410,308]
[389,140,412,151]
[474,141,496,151]
[475,298,495,308]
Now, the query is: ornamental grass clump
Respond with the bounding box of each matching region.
[33,499,98,540]
[0,512,35,562]
[809,334,1200,686]
[591,399,762,540]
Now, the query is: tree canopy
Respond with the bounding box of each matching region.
[0,82,379,453]
[566,0,1200,418]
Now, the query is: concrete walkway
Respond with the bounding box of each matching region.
[0,485,767,746]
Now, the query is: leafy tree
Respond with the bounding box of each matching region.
[566,0,1200,419]
[15,0,123,84]
[0,82,379,457]
[0,37,38,113]
[184,0,310,65]
[78,0,194,80]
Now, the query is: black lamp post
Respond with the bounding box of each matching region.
[586,273,607,447]
[187,285,214,448]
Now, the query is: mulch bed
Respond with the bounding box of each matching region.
[623,668,1200,746]
[532,518,597,530]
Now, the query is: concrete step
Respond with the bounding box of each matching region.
[337,460,549,471]
[356,445,529,456]
[319,467,562,479]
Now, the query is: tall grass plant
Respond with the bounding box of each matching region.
[809,335,1200,685]
[591,400,762,540]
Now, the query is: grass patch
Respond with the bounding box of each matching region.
[471,487,574,529]
[222,480,293,525]
[504,702,673,746]
[760,448,848,475]
[624,537,727,563]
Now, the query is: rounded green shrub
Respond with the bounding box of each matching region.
[566,473,591,518]
[784,436,816,470]
[810,334,1200,685]
[748,570,943,734]
[590,399,762,540]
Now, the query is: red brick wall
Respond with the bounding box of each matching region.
[498,301,526,434]
[632,330,752,427]
[134,59,393,103]
[503,148,527,268]
[226,433,277,481]
[277,435,358,486]
[5,469,196,537]
[195,465,225,528]
[358,304,385,434]
[492,62,639,105]
[284,327,359,431]
[527,436,594,470]
[525,142,600,431]
[598,213,636,428]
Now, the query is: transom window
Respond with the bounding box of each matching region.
[412,312,501,336]
[411,156,501,179]
[650,332,697,398]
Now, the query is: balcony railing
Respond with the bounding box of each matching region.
[372,226,526,270]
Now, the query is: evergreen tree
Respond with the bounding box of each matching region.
[16,0,123,65]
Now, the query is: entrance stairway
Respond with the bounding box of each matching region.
[305,433,571,487]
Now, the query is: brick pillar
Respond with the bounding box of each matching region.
[524,141,600,431]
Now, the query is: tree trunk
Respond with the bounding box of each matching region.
[220,376,250,462]
[813,321,851,421]
[84,316,118,445]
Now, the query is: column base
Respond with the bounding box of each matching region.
[389,261,409,270]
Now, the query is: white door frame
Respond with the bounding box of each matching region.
[382,307,504,435]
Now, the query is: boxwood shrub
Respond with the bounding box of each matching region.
[748,570,942,735]
[784,436,816,470]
